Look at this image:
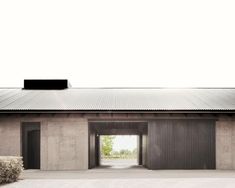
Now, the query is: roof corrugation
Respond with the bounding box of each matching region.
[0,88,235,111]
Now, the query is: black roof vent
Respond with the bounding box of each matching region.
[24,79,71,90]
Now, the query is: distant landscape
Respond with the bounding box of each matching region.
[101,136,137,159]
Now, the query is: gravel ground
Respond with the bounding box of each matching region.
[3,178,235,188]
[2,167,235,188]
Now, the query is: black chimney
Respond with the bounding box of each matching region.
[23,79,71,90]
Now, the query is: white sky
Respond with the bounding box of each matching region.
[0,1,235,88]
[112,136,137,151]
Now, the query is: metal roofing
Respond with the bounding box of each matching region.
[0,88,235,111]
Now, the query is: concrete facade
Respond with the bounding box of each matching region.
[0,115,89,170]
[216,120,235,169]
[41,119,88,170]
[0,119,21,156]
[2,113,235,170]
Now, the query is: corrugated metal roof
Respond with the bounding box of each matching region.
[0,88,235,111]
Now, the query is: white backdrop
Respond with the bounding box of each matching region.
[0,0,235,87]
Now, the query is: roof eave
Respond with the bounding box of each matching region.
[1,109,235,114]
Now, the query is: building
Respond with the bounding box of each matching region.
[0,79,235,170]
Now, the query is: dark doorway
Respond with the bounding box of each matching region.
[21,122,40,169]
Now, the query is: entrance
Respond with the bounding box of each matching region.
[100,135,138,168]
[88,122,148,169]
[21,122,40,169]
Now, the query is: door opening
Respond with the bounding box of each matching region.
[89,121,148,169]
[100,135,138,169]
[21,122,40,169]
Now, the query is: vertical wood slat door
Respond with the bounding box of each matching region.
[148,119,215,169]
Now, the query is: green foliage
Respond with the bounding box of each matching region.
[119,149,131,155]
[103,148,137,159]
[113,148,137,159]
[101,136,115,156]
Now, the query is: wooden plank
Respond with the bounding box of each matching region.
[148,119,215,169]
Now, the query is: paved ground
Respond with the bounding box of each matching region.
[100,159,138,169]
[3,166,235,187]
[3,178,235,188]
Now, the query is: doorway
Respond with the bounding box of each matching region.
[21,122,40,169]
[88,122,148,169]
[100,135,138,168]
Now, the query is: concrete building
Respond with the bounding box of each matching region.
[1,80,235,170]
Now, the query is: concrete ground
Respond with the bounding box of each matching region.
[100,158,138,169]
[3,166,235,188]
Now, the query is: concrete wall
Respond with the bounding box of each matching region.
[216,120,235,169]
[0,120,20,156]
[41,119,88,170]
[0,115,89,170]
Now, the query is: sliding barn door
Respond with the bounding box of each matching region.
[148,120,215,169]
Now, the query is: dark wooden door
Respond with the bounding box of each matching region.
[148,120,215,169]
[21,123,40,169]
[28,130,40,169]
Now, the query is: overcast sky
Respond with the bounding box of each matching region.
[0,0,235,88]
[112,136,137,151]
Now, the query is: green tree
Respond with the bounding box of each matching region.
[101,136,115,157]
